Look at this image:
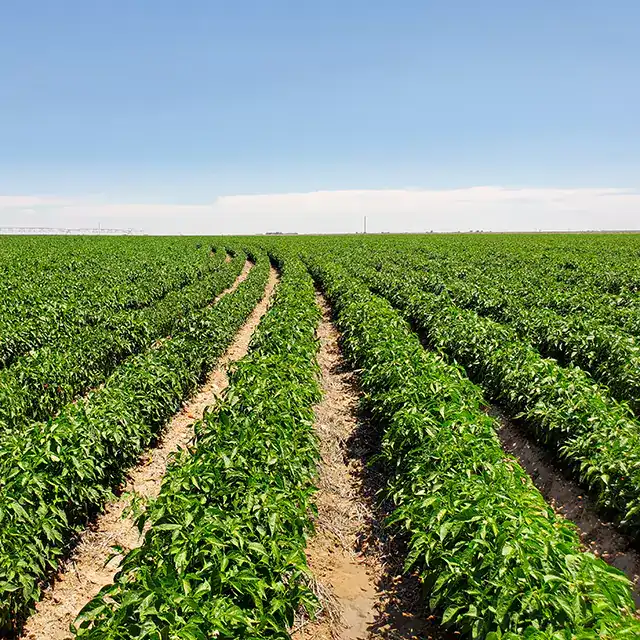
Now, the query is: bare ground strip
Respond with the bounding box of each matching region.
[490,406,640,605]
[405,317,640,607]
[295,293,452,640]
[21,264,279,640]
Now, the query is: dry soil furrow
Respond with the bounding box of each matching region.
[490,405,640,605]
[407,320,640,607]
[296,294,450,640]
[213,258,252,303]
[22,264,279,640]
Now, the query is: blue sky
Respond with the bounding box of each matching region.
[1,1,639,233]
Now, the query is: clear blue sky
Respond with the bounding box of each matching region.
[1,1,639,232]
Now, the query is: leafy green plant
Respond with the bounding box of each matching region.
[72,251,321,639]
[306,256,640,639]
[0,238,227,368]
[341,255,640,533]
[375,254,640,413]
[0,253,269,632]
[0,252,245,431]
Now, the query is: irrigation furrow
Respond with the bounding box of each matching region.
[20,266,279,640]
[489,405,640,605]
[306,255,640,638]
[212,258,253,303]
[295,293,377,640]
[296,292,452,640]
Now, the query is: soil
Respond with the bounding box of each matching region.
[294,294,453,640]
[21,264,279,640]
[213,258,252,303]
[410,320,640,607]
[490,406,640,605]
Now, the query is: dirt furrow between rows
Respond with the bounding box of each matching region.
[406,317,640,609]
[22,265,279,640]
[490,405,640,605]
[213,258,252,302]
[296,293,450,640]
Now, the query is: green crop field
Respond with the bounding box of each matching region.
[2,233,640,639]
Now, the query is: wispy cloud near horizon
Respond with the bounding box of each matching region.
[1,186,639,234]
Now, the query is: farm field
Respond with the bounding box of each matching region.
[2,233,640,639]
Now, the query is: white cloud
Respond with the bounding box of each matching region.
[210,187,640,233]
[0,186,639,234]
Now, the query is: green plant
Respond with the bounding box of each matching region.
[0,254,269,631]
[345,256,640,533]
[306,256,640,639]
[72,251,322,639]
[0,252,245,431]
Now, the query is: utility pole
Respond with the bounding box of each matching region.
[363,215,367,234]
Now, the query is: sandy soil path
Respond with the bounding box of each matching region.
[296,293,451,640]
[22,264,279,640]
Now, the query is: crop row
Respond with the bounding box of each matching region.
[0,252,245,432]
[342,256,640,534]
[0,253,270,631]
[488,301,640,413]
[373,237,640,336]
[381,245,640,337]
[72,251,321,639]
[306,255,640,639]
[0,238,219,321]
[401,234,640,302]
[372,254,640,413]
[0,239,223,368]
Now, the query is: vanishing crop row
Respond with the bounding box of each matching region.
[0,253,245,432]
[0,238,218,321]
[400,233,640,300]
[0,253,269,632]
[344,235,640,337]
[73,251,321,639]
[0,238,223,368]
[385,246,640,339]
[375,255,640,413]
[307,255,640,639]
[344,257,640,533]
